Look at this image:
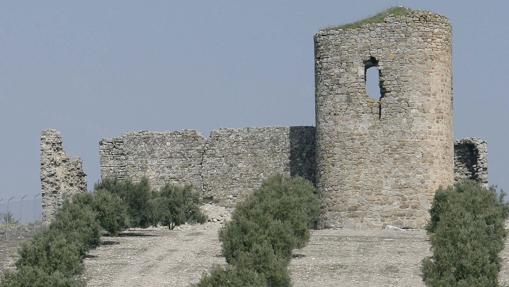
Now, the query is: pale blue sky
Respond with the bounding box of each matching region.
[0,1,507,220]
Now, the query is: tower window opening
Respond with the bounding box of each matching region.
[364,57,384,119]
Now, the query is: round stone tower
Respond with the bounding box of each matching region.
[314,8,453,228]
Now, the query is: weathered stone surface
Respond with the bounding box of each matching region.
[100,127,315,206]
[454,138,488,186]
[314,11,454,229]
[40,129,86,223]
[201,127,315,206]
[94,9,489,230]
[100,130,206,191]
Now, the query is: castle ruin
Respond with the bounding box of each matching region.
[41,8,488,228]
[40,129,87,223]
[314,10,454,228]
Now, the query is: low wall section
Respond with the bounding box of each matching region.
[99,128,489,209]
[41,128,489,223]
[99,127,315,206]
[454,138,488,186]
[99,130,206,191]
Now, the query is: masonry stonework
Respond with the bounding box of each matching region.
[454,138,488,186]
[43,8,490,230]
[40,129,87,223]
[314,11,454,228]
[99,127,315,206]
[100,130,207,191]
[201,127,315,206]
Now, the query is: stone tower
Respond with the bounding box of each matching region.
[41,129,87,223]
[314,8,454,228]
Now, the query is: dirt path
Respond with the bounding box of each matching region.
[289,228,429,287]
[84,224,431,287]
[84,223,509,287]
[83,223,225,287]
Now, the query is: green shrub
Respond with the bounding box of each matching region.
[95,178,154,228]
[194,265,266,287]
[221,175,319,263]
[15,197,100,276]
[15,229,83,276]
[92,189,129,235]
[231,243,291,287]
[198,175,318,287]
[14,194,101,282]
[422,180,509,287]
[49,199,101,255]
[71,189,128,235]
[153,184,207,229]
[0,266,83,287]
[220,205,297,263]
[70,192,94,207]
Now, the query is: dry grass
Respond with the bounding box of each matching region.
[323,6,413,31]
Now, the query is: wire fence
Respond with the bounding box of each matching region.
[0,194,43,241]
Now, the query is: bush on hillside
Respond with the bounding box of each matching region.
[194,265,265,287]
[220,175,319,263]
[92,189,129,235]
[231,243,291,287]
[198,175,318,287]
[70,192,94,207]
[72,190,128,236]
[95,178,154,228]
[153,184,207,230]
[15,198,100,277]
[3,177,211,286]
[0,266,83,287]
[422,180,509,287]
[220,204,297,263]
[15,229,83,277]
[49,199,101,255]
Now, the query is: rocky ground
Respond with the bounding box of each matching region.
[84,204,230,287]
[84,223,225,287]
[83,223,431,287]
[83,209,509,287]
[0,223,43,275]
[289,228,429,286]
[3,210,509,286]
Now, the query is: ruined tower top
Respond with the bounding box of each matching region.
[314,7,454,228]
[40,129,87,223]
[316,7,449,33]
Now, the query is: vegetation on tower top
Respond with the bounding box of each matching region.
[324,6,414,31]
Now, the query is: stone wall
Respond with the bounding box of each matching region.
[100,130,207,191]
[314,10,454,228]
[88,9,489,229]
[99,127,315,206]
[40,129,87,223]
[202,127,315,206]
[454,138,488,186]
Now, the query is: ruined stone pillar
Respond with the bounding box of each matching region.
[314,9,454,228]
[41,129,87,223]
[454,138,488,186]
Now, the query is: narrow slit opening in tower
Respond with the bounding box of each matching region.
[364,57,384,119]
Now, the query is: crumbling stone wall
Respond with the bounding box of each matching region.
[100,130,206,191]
[314,10,454,228]
[91,9,489,230]
[99,127,315,206]
[454,138,488,186]
[41,129,87,223]
[202,127,315,206]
